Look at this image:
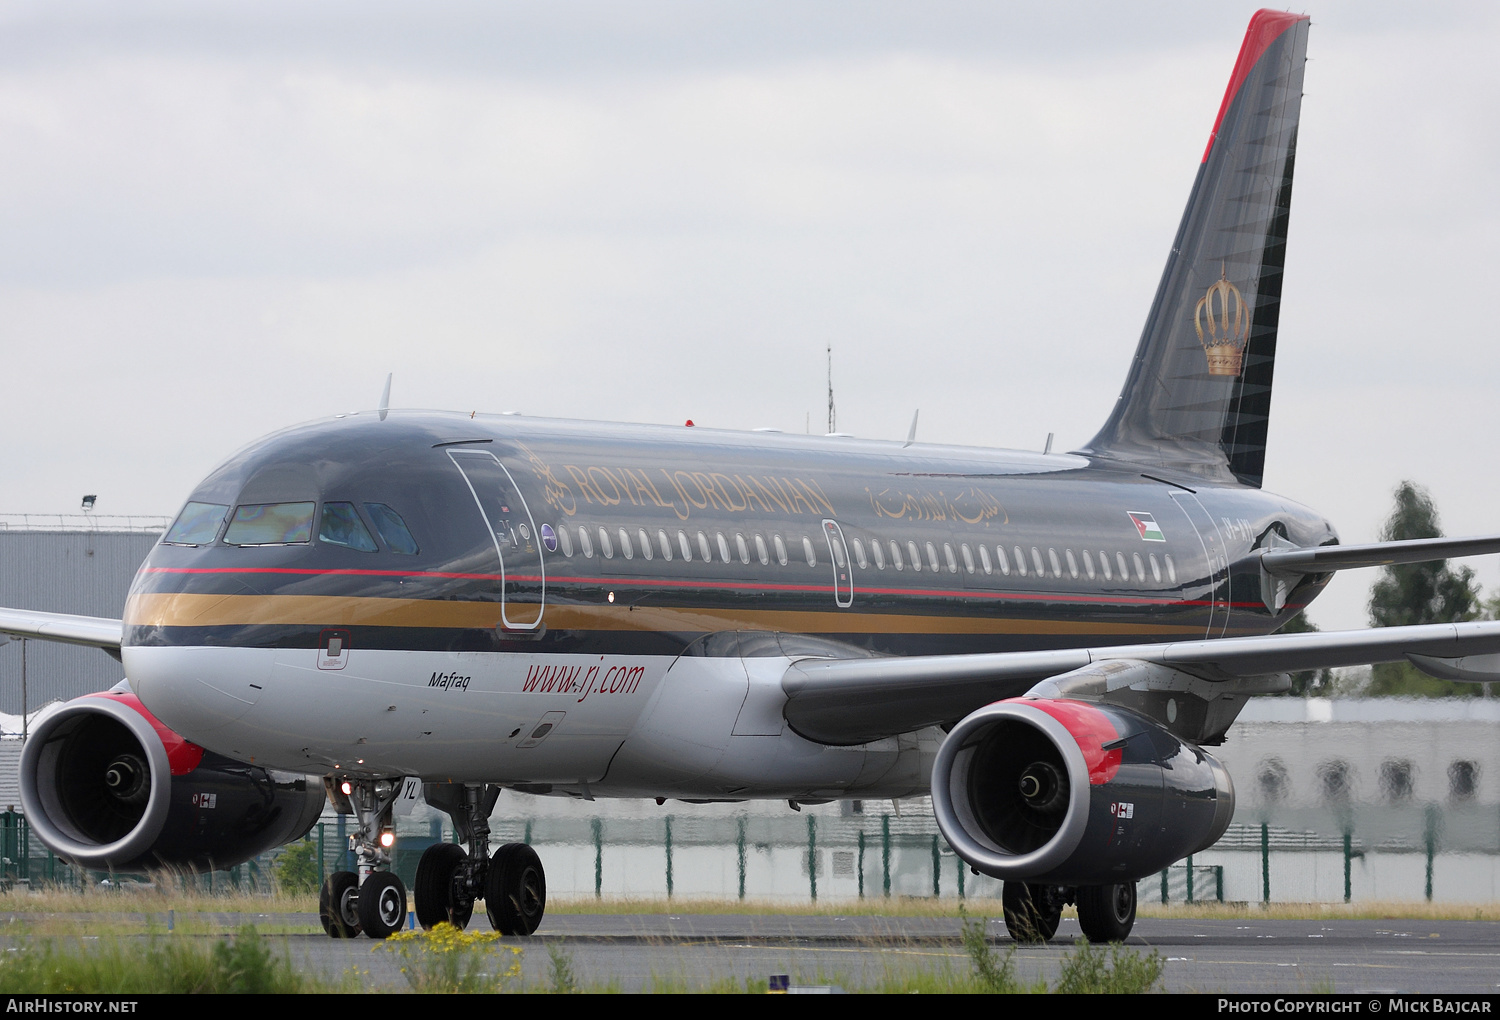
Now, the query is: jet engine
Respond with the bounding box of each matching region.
[931,698,1234,883]
[20,690,326,872]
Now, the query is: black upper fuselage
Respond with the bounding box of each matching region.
[124,411,1338,659]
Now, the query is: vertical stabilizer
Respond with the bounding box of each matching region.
[1078,10,1309,488]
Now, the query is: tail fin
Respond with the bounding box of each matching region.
[1078,10,1310,488]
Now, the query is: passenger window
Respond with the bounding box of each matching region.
[658,529,672,561]
[224,502,315,546]
[1031,547,1045,576]
[579,527,594,558]
[831,539,846,569]
[364,503,419,555]
[774,534,788,566]
[755,534,769,565]
[164,501,229,545]
[1149,553,1161,582]
[907,541,922,572]
[943,543,957,573]
[318,502,377,552]
[599,528,614,559]
[925,542,940,572]
[997,546,1011,575]
[852,538,868,569]
[978,544,992,574]
[871,540,885,570]
[1164,554,1177,584]
[1133,552,1146,581]
[697,532,712,562]
[716,532,732,563]
[1065,549,1078,579]
[1116,552,1129,579]
[889,541,904,571]
[678,531,692,561]
[1082,549,1094,579]
[618,528,633,559]
[735,533,750,564]
[1099,550,1111,580]
[961,544,975,574]
[639,528,653,560]
[558,526,573,557]
[1013,546,1026,577]
[1047,548,1061,577]
[802,536,817,567]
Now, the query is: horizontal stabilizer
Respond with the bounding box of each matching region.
[1261,534,1500,575]
[781,619,1500,745]
[0,608,123,650]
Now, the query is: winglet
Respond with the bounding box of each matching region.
[903,409,920,448]
[378,373,392,421]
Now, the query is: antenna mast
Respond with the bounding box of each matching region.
[826,344,836,434]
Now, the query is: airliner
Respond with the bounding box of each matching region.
[5,10,1500,945]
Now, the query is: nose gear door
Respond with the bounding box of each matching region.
[449,449,546,630]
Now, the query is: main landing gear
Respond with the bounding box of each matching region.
[319,776,409,940]
[414,783,547,936]
[1000,880,1138,944]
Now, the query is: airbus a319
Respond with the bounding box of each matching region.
[6,10,1500,945]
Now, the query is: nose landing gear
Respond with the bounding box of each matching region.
[415,783,548,936]
[318,775,408,940]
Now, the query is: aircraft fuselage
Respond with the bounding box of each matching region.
[124,411,1335,799]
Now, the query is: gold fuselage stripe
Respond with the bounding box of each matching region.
[124,592,1202,637]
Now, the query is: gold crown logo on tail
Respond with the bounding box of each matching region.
[1194,265,1249,376]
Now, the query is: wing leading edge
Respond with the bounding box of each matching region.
[782,619,1500,746]
[0,608,123,651]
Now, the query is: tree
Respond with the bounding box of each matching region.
[1366,481,1482,697]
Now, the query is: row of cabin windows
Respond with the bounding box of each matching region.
[552,524,1176,587]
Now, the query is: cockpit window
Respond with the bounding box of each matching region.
[223,502,315,545]
[164,501,229,545]
[318,502,378,552]
[363,502,419,555]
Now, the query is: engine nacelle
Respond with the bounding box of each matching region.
[932,698,1234,884]
[20,691,326,872]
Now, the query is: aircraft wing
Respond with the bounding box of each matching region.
[1261,534,1500,575]
[0,608,123,651]
[782,619,1500,745]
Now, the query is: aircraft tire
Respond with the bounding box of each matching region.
[319,871,362,939]
[357,871,408,940]
[415,842,472,930]
[1076,882,1137,943]
[484,843,546,936]
[1001,882,1061,943]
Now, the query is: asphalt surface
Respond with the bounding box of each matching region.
[7,910,1496,993]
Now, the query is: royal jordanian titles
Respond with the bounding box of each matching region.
[7,10,1500,945]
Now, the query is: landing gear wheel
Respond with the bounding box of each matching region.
[319,871,362,938]
[485,843,546,936]
[1001,882,1062,943]
[415,842,473,930]
[1076,882,1137,943]
[358,871,408,940]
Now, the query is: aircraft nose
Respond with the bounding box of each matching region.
[124,646,270,742]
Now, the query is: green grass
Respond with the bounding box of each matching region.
[0,925,339,994]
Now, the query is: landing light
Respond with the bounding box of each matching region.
[379,831,395,849]
[340,780,352,796]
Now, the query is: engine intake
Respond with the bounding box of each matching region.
[932,698,1234,884]
[21,692,325,871]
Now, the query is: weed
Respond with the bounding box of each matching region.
[379,922,523,993]
[1052,938,1164,994]
[958,905,1020,993]
[547,940,578,993]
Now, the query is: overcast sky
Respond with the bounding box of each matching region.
[1,1,1496,632]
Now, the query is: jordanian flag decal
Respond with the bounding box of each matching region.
[1127,511,1166,542]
